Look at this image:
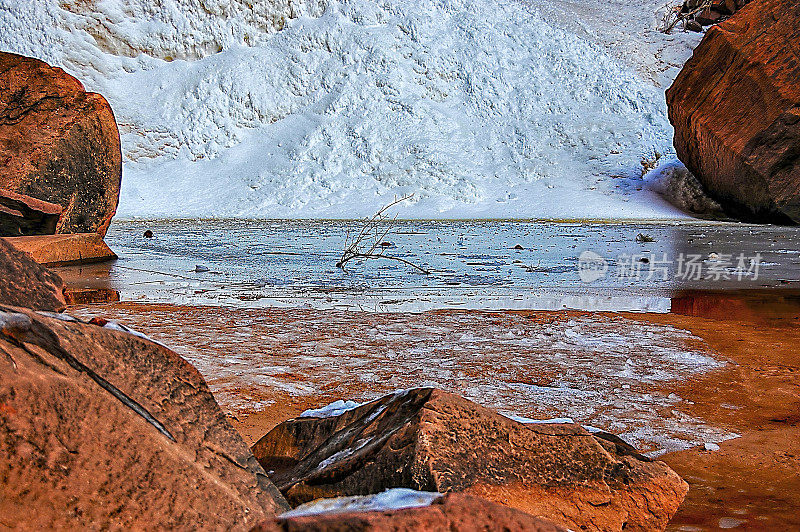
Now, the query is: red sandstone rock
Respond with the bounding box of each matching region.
[0,306,289,529]
[0,189,62,236]
[253,388,688,532]
[2,232,117,266]
[0,52,121,236]
[251,492,566,532]
[0,238,65,311]
[666,0,800,223]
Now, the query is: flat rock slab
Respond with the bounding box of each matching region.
[63,286,120,305]
[253,388,688,532]
[251,492,566,532]
[0,237,65,311]
[0,306,289,529]
[3,232,117,266]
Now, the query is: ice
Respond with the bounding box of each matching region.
[299,399,363,418]
[280,488,442,518]
[0,0,706,220]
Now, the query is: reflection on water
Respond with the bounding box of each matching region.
[55,219,800,312]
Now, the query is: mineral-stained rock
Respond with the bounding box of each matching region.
[0,306,289,529]
[666,0,800,223]
[253,388,688,532]
[0,52,121,236]
[251,492,567,532]
[0,189,62,236]
[0,238,65,311]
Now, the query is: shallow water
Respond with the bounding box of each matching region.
[70,303,736,456]
[59,219,800,312]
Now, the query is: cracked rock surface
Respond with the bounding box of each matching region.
[253,388,687,532]
[0,306,289,529]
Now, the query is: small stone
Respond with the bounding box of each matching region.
[143,230,154,238]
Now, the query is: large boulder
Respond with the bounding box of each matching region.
[0,306,289,529]
[0,52,121,236]
[666,0,800,223]
[252,492,566,532]
[0,238,65,311]
[252,388,688,532]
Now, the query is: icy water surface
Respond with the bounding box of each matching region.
[59,219,800,312]
[70,304,736,456]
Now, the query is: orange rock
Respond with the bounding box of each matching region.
[2,232,117,266]
[0,189,62,236]
[667,0,800,223]
[0,306,289,529]
[253,388,688,532]
[0,52,121,236]
[0,238,65,311]
[251,492,567,532]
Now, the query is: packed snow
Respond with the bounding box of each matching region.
[0,0,704,219]
[280,488,442,517]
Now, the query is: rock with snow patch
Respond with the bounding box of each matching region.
[0,306,288,529]
[0,52,121,236]
[252,388,688,532]
[251,492,566,532]
[0,238,65,311]
[667,0,800,223]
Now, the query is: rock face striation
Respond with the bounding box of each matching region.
[252,388,688,532]
[0,52,121,236]
[0,238,65,311]
[251,492,567,532]
[666,0,800,223]
[0,306,289,529]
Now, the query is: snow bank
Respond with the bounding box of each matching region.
[280,488,441,518]
[0,0,703,219]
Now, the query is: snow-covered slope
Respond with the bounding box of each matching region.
[0,0,702,219]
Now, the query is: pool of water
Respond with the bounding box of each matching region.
[57,219,800,312]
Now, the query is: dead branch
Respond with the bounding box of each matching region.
[336,194,430,275]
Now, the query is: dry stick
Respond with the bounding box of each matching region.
[336,193,430,274]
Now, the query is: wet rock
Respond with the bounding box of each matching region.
[0,238,65,311]
[251,492,566,532]
[2,232,117,266]
[0,52,121,236]
[253,388,688,532]
[0,306,289,529]
[143,229,154,238]
[0,189,62,236]
[667,0,800,223]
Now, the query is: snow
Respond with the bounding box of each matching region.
[299,399,363,418]
[280,488,442,518]
[0,0,704,220]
